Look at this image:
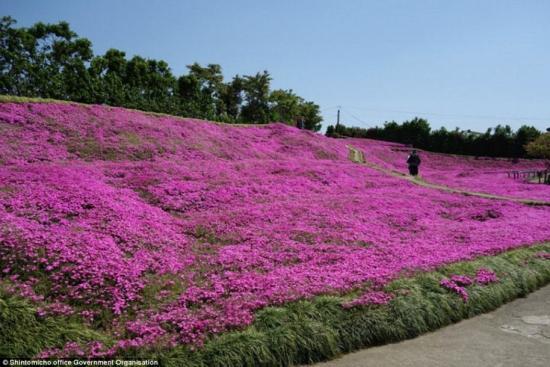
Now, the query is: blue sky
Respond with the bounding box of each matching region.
[2,0,549,132]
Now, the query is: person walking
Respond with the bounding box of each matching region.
[407,149,421,176]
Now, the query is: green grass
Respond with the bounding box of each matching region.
[132,243,549,367]
[0,95,79,105]
[1,240,549,364]
[0,288,111,358]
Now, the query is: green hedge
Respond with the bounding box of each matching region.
[158,243,550,366]
[2,243,549,365]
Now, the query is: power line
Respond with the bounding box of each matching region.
[344,105,550,122]
[341,110,368,126]
[320,105,340,113]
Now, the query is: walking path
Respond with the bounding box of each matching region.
[313,284,550,367]
[347,145,550,206]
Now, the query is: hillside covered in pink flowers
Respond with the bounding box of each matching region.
[350,138,550,201]
[1,101,549,357]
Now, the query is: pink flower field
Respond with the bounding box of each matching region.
[1,102,549,356]
[349,138,550,201]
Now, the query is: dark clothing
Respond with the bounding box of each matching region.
[296,120,305,129]
[407,154,421,166]
[407,153,421,176]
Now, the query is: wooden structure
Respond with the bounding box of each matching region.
[507,170,550,184]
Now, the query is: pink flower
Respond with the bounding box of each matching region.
[342,291,394,309]
[440,278,469,302]
[450,274,473,286]
[0,101,547,351]
[475,268,499,285]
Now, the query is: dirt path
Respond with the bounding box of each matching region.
[312,283,550,367]
[347,145,550,206]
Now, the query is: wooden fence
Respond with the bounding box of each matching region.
[507,170,550,184]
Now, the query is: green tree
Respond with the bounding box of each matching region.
[1,18,323,129]
[176,63,225,119]
[525,133,550,160]
[241,71,271,123]
[299,101,322,131]
[513,125,540,157]
[89,49,128,106]
[269,89,301,124]
[327,119,542,159]
[400,118,431,147]
[218,75,244,122]
[0,17,94,100]
[124,56,176,112]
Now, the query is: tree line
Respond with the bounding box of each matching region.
[0,17,322,130]
[326,118,548,159]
